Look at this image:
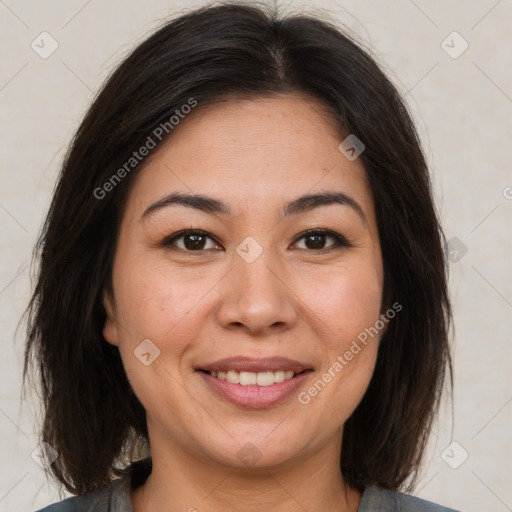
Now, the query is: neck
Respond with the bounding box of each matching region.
[131,422,361,512]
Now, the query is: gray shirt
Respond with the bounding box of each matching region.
[36,460,459,512]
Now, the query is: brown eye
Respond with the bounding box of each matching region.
[183,233,207,250]
[293,229,350,251]
[163,230,222,251]
[304,233,328,250]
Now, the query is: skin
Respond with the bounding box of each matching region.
[103,94,385,512]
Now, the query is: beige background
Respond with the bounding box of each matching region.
[1,1,511,511]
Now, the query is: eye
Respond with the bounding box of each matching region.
[162,229,222,252]
[292,229,351,251]
[162,228,351,253]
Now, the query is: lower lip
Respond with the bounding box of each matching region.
[197,371,312,409]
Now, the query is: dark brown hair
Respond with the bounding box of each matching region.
[23,1,452,496]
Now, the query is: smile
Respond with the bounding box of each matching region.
[206,369,296,386]
[197,367,313,409]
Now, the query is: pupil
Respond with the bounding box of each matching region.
[185,234,205,250]
[306,234,325,249]
[182,233,327,251]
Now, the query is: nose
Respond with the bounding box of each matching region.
[215,251,299,336]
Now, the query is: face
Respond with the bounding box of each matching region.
[103,94,384,471]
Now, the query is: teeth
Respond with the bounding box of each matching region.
[226,370,239,384]
[274,370,285,383]
[239,371,257,385]
[208,369,296,386]
[256,372,274,386]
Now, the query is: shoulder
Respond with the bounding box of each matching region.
[359,486,460,512]
[34,475,130,512]
[34,457,151,512]
[34,486,112,512]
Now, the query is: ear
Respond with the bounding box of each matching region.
[378,289,393,339]
[102,289,119,346]
[378,299,402,342]
[380,313,390,336]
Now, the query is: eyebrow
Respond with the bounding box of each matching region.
[140,190,366,223]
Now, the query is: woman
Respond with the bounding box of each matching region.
[24,2,457,511]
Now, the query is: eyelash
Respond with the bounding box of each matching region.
[161,228,352,253]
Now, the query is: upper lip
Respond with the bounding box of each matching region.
[197,357,312,373]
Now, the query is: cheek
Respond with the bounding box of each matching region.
[113,254,209,341]
[293,260,383,412]
[111,258,203,408]
[297,258,383,344]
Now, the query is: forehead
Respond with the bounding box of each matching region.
[126,94,373,217]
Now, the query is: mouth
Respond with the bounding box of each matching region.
[195,357,313,408]
[198,369,307,386]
